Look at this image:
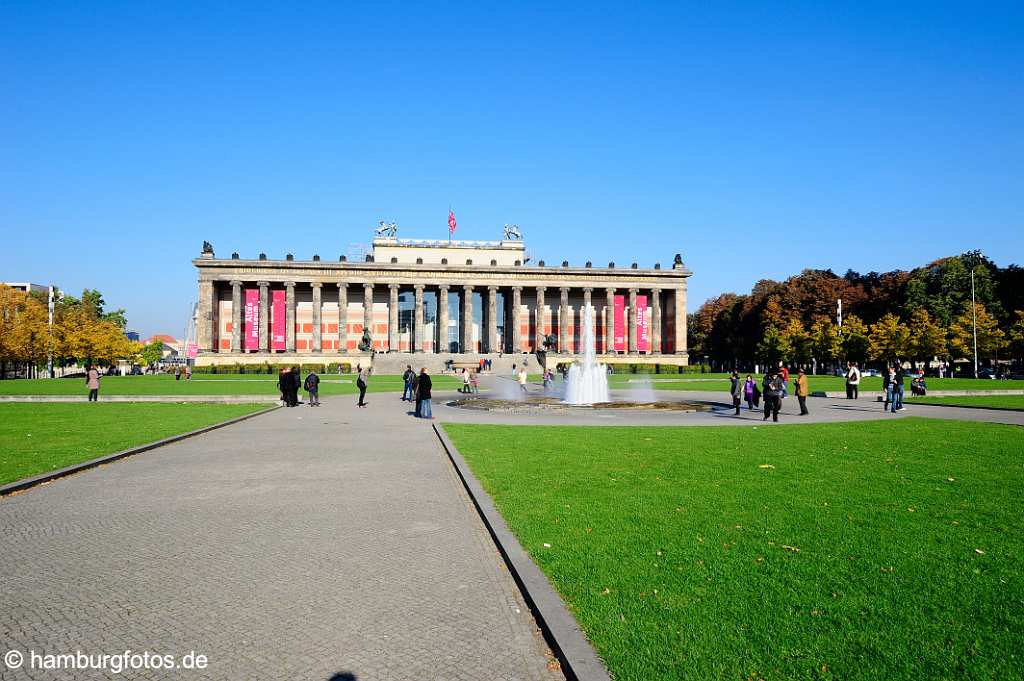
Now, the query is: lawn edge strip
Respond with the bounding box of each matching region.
[0,405,280,497]
[906,400,1024,412]
[433,423,612,681]
[0,395,280,403]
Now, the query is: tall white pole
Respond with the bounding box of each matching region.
[47,285,55,378]
[971,269,978,379]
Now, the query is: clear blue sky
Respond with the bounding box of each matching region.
[3,1,1021,337]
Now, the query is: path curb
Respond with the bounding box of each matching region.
[0,395,280,403]
[0,405,281,497]
[433,423,611,681]
[904,400,1024,413]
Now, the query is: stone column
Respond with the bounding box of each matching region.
[311,283,323,352]
[388,284,400,352]
[651,288,662,355]
[582,287,593,353]
[437,285,450,353]
[510,286,522,353]
[363,283,374,348]
[674,284,688,357]
[230,280,242,352]
[535,286,546,351]
[285,282,296,352]
[461,285,475,352]
[559,287,570,354]
[337,283,348,353]
[258,281,270,352]
[605,287,616,354]
[487,286,498,353]
[414,285,425,352]
[197,279,215,352]
[628,288,638,355]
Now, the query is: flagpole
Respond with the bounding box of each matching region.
[448,204,452,245]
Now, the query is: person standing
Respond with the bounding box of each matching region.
[729,371,743,415]
[304,370,320,407]
[762,371,783,422]
[290,366,302,406]
[356,364,370,407]
[743,374,756,410]
[883,366,894,412]
[461,368,471,394]
[277,367,290,405]
[174,365,182,381]
[893,363,905,412]
[185,364,192,380]
[846,362,861,399]
[518,366,528,392]
[779,363,790,398]
[412,370,423,417]
[402,365,415,401]
[795,368,810,415]
[418,367,433,418]
[85,364,101,402]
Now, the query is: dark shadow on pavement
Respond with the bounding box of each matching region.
[327,673,357,681]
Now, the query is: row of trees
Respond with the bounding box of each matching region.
[689,251,1024,370]
[0,285,141,377]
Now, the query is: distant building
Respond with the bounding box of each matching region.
[141,334,183,360]
[2,282,50,295]
[125,330,140,342]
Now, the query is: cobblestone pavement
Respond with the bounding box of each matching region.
[0,394,563,681]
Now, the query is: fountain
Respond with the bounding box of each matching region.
[564,304,610,404]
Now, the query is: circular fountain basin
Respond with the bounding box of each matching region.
[446,396,715,413]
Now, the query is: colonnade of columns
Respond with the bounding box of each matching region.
[200,280,686,357]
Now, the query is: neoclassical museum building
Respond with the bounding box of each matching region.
[193,231,691,371]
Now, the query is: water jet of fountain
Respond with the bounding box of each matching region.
[564,304,610,404]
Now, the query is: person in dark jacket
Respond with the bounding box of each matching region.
[411,371,422,417]
[417,368,433,418]
[762,371,783,422]
[402,365,415,401]
[277,368,291,406]
[290,366,302,406]
[356,365,369,407]
[729,371,742,415]
[893,363,905,412]
[304,371,320,407]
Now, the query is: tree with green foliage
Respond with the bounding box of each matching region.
[756,325,784,366]
[810,317,842,366]
[780,318,812,365]
[140,340,165,366]
[908,308,948,365]
[869,313,912,361]
[840,314,870,363]
[1008,310,1024,363]
[949,303,1006,362]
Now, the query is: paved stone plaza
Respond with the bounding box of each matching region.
[0,396,562,681]
[2,380,1021,681]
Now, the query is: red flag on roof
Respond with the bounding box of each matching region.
[448,209,457,235]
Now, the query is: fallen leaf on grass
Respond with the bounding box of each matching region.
[881,566,894,573]
[759,464,775,469]
[975,548,985,555]
[782,545,801,553]
[543,543,552,548]
[601,588,610,595]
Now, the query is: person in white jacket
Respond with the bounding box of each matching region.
[846,362,861,399]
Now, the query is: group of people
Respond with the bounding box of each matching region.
[400,365,434,418]
[459,368,480,394]
[277,366,320,407]
[729,365,809,422]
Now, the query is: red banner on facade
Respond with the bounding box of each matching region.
[613,295,625,351]
[271,290,285,350]
[244,288,260,351]
[637,295,649,352]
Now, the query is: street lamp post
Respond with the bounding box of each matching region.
[971,269,979,379]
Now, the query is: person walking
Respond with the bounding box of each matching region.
[470,371,479,393]
[402,365,415,401]
[795,368,810,415]
[174,365,182,381]
[356,364,370,407]
[729,371,743,415]
[461,368,472,394]
[290,366,302,406]
[779,363,790,398]
[304,370,320,407]
[846,362,861,399]
[743,374,756,410]
[517,366,529,392]
[762,371,783,422]
[418,367,433,418]
[277,367,290,405]
[85,364,101,402]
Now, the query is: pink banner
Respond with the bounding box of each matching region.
[637,295,649,352]
[271,290,286,350]
[244,288,260,351]
[613,295,625,352]
[186,342,197,359]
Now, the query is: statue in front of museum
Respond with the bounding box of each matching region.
[375,221,398,238]
[358,328,373,352]
[202,240,214,255]
[503,224,522,240]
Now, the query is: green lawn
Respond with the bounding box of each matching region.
[0,373,461,396]
[0,402,268,486]
[445,419,1024,680]
[909,395,1024,411]
[606,374,1021,393]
